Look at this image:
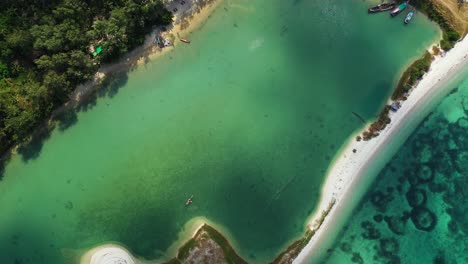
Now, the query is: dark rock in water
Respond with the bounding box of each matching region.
[351,252,364,264]
[433,251,452,264]
[373,214,383,223]
[361,220,381,240]
[417,165,434,183]
[407,175,419,186]
[340,242,352,253]
[379,237,399,255]
[405,188,427,207]
[410,206,437,231]
[369,190,393,211]
[384,215,407,235]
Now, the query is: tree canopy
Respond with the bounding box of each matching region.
[0,0,173,154]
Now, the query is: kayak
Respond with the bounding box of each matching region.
[180,38,191,44]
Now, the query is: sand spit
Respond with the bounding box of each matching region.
[294,36,468,264]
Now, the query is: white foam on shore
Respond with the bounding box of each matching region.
[294,37,468,264]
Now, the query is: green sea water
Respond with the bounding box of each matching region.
[0,0,438,263]
[322,76,468,264]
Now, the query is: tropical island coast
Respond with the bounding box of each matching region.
[294,35,468,264]
[79,1,467,264]
[1,0,467,264]
[0,0,220,173]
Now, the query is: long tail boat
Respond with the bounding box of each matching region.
[390,2,408,17]
[180,38,191,44]
[368,3,396,13]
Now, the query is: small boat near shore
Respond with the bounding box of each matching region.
[186,195,193,206]
[180,38,191,44]
[404,9,415,24]
[368,3,396,13]
[390,2,408,17]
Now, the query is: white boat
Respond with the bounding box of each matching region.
[404,10,415,24]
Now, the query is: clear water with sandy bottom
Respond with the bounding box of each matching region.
[0,0,438,263]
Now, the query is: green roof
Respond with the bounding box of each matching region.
[92,46,103,56]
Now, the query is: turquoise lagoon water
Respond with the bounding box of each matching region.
[0,0,438,263]
[323,76,468,264]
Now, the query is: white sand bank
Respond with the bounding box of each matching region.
[294,37,468,264]
[80,244,136,264]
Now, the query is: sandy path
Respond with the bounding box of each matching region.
[294,36,468,264]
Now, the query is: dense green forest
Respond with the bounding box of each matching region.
[0,0,172,155]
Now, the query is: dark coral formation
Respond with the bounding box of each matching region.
[361,221,381,240]
[369,190,393,212]
[417,165,434,183]
[340,242,352,253]
[324,87,467,263]
[378,237,399,257]
[405,188,427,207]
[373,214,383,223]
[384,215,407,235]
[410,206,437,232]
[351,252,364,264]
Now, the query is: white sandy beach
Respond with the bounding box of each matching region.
[79,244,136,264]
[294,36,468,264]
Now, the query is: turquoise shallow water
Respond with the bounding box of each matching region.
[0,0,438,263]
[322,76,468,264]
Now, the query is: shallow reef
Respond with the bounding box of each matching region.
[322,82,468,264]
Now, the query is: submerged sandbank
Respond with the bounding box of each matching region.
[294,36,468,264]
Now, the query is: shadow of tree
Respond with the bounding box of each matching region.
[56,108,78,131]
[11,72,130,166]
[17,126,52,162]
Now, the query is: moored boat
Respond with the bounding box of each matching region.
[368,3,396,13]
[155,36,163,48]
[180,38,191,44]
[404,9,415,24]
[390,2,408,17]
